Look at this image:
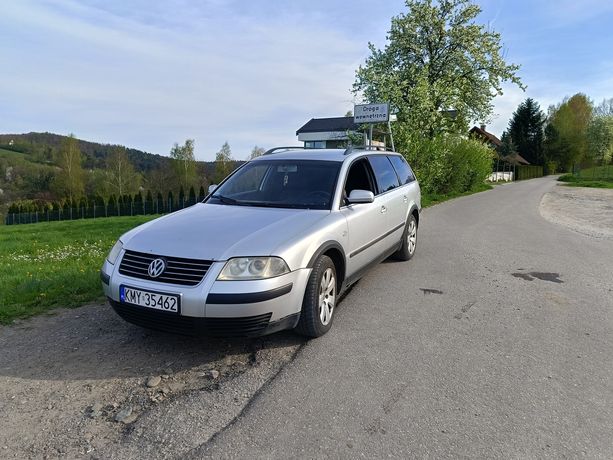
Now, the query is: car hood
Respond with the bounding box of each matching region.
[122,203,329,261]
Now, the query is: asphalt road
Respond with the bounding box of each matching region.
[191,177,613,458]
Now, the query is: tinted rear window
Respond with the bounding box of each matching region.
[388,155,415,184]
[368,156,400,193]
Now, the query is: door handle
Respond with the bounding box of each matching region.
[380,206,387,214]
[403,195,408,203]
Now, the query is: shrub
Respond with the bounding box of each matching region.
[400,134,493,195]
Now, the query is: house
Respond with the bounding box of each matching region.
[296,116,359,149]
[470,124,530,165]
[470,124,530,182]
[296,116,386,149]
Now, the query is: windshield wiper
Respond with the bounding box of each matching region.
[211,194,241,205]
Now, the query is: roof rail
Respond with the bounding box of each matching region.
[262,146,306,156]
[343,145,393,155]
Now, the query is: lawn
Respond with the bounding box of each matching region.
[558,173,613,189]
[421,183,493,208]
[0,215,157,324]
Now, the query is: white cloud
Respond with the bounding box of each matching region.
[0,0,364,160]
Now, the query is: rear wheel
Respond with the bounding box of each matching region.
[393,213,417,261]
[295,255,336,337]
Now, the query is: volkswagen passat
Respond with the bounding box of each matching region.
[101,147,421,337]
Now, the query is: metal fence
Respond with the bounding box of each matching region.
[574,163,613,180]
[4,198,200,226]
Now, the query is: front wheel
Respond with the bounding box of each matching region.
[295,255,336,337]
[393,213,417,261]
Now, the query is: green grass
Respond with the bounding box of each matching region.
[558,174,613,189]
[421,183,493,208]
[0,215,157,324]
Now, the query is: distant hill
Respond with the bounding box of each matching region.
[0,132,175,172]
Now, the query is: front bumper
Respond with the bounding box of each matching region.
[101,257,311,336]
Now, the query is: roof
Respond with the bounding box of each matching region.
[296,117,359,135]
[251,147,399,162]
[469,126,502,147]
[502,153,531,165]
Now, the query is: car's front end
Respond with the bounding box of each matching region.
[101,245,312,336]
[102,153,345,337]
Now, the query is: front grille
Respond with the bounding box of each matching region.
[118,250,212,286]
[109,299,272,337]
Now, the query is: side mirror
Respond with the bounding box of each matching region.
[347,189,374,204]
[208,184,218,194]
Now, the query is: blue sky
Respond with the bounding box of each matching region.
[2,0,612,161]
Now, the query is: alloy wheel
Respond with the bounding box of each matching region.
[318,268,336,326]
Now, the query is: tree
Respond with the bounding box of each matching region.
[170,139,196,189]
[507,98,545,165]
[545,94,593,171]
[249,145,265,160]
[214,141,234,183]
[53,134,84,202]
[497,131,517,164]
[588,98,613,165]
[105,146,140,197]
[353,0,523,141]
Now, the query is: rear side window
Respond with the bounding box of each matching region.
[368,155,400,194]
[388,155,416,184]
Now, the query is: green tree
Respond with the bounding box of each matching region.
[105,146,140,197]
[170,139,196,189]
[214,141,234,183]
[353,0,523,140]
[545,94,593,171]
[507,98,545,165]
[588,98,613,165]
[53,134,84,202]
[498,131,517,158]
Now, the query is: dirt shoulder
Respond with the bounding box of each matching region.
[540,184,613,239]
[0,303,302,459]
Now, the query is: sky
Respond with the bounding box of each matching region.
[1,0,612,161]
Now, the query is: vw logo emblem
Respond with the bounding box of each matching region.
[148,258,166,278]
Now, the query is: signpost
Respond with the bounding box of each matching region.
[353,103,394,150]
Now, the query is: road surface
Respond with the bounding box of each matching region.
[190,177,613,458]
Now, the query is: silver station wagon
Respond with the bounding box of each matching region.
[101,147,421,337]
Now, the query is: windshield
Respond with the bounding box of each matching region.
[208,160,341,210]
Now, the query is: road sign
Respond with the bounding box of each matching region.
[354,103,390,123]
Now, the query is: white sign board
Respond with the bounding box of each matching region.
[354,103,390,123]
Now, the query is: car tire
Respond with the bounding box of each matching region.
[393,213,417,261]
[295,255,337,338]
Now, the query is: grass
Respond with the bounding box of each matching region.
[0,215,157,324]
[558,174,613,189]
[421,183,493,208]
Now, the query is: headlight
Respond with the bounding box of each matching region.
[217,257,289,280]
[106,240,124,264]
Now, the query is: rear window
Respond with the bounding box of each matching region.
[368,155,400,194]
[388,155,416,184]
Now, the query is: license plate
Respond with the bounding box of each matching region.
[120,285,180,313]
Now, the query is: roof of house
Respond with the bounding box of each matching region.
[469,126,502,147]
[502,153,531,165]
[296,117,359,135]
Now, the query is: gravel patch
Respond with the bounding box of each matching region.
[540,185,613,238]
[0,303,302,459]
